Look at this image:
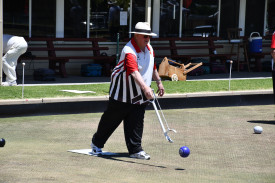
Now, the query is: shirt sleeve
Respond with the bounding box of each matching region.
[153,50,157,70]
[125,53,138,76]
[271,32,275,49]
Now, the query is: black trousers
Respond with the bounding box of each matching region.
[92,98,147,154]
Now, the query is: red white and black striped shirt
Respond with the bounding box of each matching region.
[109,38,156,104]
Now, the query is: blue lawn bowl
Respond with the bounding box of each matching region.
[0,138,5,147]
[179,146,190,158]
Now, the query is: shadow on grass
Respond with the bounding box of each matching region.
[97,152,167,169]
[175,168,185,171]
[247,120,275,125]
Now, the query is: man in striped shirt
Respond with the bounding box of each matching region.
[91,22,164,160]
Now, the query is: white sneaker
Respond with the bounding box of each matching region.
[91,143,102,155]
[1,81,17,86]
[130,151,150,160]
[1,82,10,86]
[10,81,17,86]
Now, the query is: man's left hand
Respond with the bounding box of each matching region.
[157,83,165,96]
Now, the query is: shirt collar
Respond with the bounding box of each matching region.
[131,38,141,53]
[146,44,151,51]
[131,38,151,53]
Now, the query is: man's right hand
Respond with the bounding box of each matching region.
[143,86,154,100]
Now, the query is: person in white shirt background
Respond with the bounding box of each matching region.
[2,34,28,86]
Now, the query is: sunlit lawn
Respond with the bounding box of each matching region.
[0,78,272,99]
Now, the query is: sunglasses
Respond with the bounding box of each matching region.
[143,35,151,39]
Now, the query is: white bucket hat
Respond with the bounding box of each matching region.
[130,22,157,37]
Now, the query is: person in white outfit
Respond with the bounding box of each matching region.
[2,34,28,86]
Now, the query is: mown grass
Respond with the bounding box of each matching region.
[0,105,275,183]
[161,78,272,94]
[0,78,272,100]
